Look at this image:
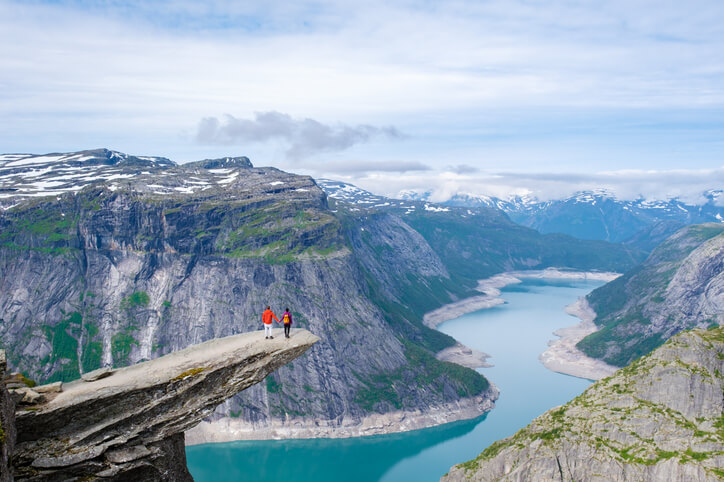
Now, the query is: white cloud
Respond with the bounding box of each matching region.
[329,166,724,205]
[1,0,724,171]
[196,112,403,159]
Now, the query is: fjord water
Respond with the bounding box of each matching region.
[186,278,603,481]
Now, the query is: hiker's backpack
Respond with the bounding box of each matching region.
[283,313,290,324]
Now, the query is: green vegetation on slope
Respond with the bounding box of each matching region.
[456,327,724,478]
[0,200,79,255]
[578,225,724,367]
[403,210,646,280]
[354,341,490,412]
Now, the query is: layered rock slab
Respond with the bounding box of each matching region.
[13,330,319,481]
[443,327,724,481]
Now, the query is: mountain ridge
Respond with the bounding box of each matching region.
[443,326,724,481]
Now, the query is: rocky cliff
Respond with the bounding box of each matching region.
[443,326,724,481]
[0,150,497,442]
[8,330,317,481]
[578,224,724,366]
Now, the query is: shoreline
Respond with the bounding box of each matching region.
[185,385,499,445]
[436,342,492,368]
[185,268,617,445]
[423,268,620,329]
[538,297,619,380]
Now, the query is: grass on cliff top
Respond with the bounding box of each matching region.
[219,204,346,264]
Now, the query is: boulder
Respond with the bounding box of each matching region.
[81,367,114,382]
[32,382,62,394]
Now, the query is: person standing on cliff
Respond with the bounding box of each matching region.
[281,308,293,338]
[262,306,279,339]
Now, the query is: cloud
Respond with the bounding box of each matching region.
[339,166,724,206]
[2,0,724,172]
[306,159,431,174]
[196,112,404,159]
[446,164,479,174]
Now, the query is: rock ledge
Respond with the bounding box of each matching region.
[13,330,318,481]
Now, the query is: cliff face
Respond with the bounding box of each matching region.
[11,330,318,481]
[0,151,494,440]
[578,224,724,366]
[443,326,724,482]
[0,351,15,482]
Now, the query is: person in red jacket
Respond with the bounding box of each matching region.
[262,306,279,339]
[281,308,293,338]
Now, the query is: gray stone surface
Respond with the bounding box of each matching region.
[443,328,724,481]
[583,225,724,366]
[81,367,114,382]
[31,382,62,394]
[17,389,43,405]
[12,329,318,481]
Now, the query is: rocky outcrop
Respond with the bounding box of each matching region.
[12,329,318,481]
[1,351,16,482]
[443,327,724,481]
[578,224,724,366]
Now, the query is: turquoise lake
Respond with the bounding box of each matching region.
[186,278,604,481]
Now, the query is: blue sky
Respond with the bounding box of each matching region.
[2,0,724,201]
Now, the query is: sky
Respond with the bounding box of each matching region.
[1,0,724,203]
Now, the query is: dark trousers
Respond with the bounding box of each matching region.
[284,324,291,337]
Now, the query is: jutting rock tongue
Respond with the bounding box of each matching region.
[12,330,319,481]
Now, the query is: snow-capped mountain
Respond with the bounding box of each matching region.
[316,179,457,215]
[502,190,724,244]
[324,181,724,249]
[0,148,254,209]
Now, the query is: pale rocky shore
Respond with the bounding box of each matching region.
[185,385,499,444]
[436,342,492,369]
[539,298,619,380]
[423,268,620,329]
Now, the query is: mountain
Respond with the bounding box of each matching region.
[319,179,647,280]
[0,153,644,442]
[397,186,724,249]
[0,151,498,442]
[443,190,724,250]
[443,326,724,481]
[576,223,724,367]
[505,191,724,245]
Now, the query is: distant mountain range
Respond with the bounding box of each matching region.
[320,180,724,250]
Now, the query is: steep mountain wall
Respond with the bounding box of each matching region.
[578,224,724,366]
[0,156,493,441]
[444,326,724,481]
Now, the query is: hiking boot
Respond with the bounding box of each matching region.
[265,336,269,339]
[270,336,274,339]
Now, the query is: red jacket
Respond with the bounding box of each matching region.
[262,309,279,325]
